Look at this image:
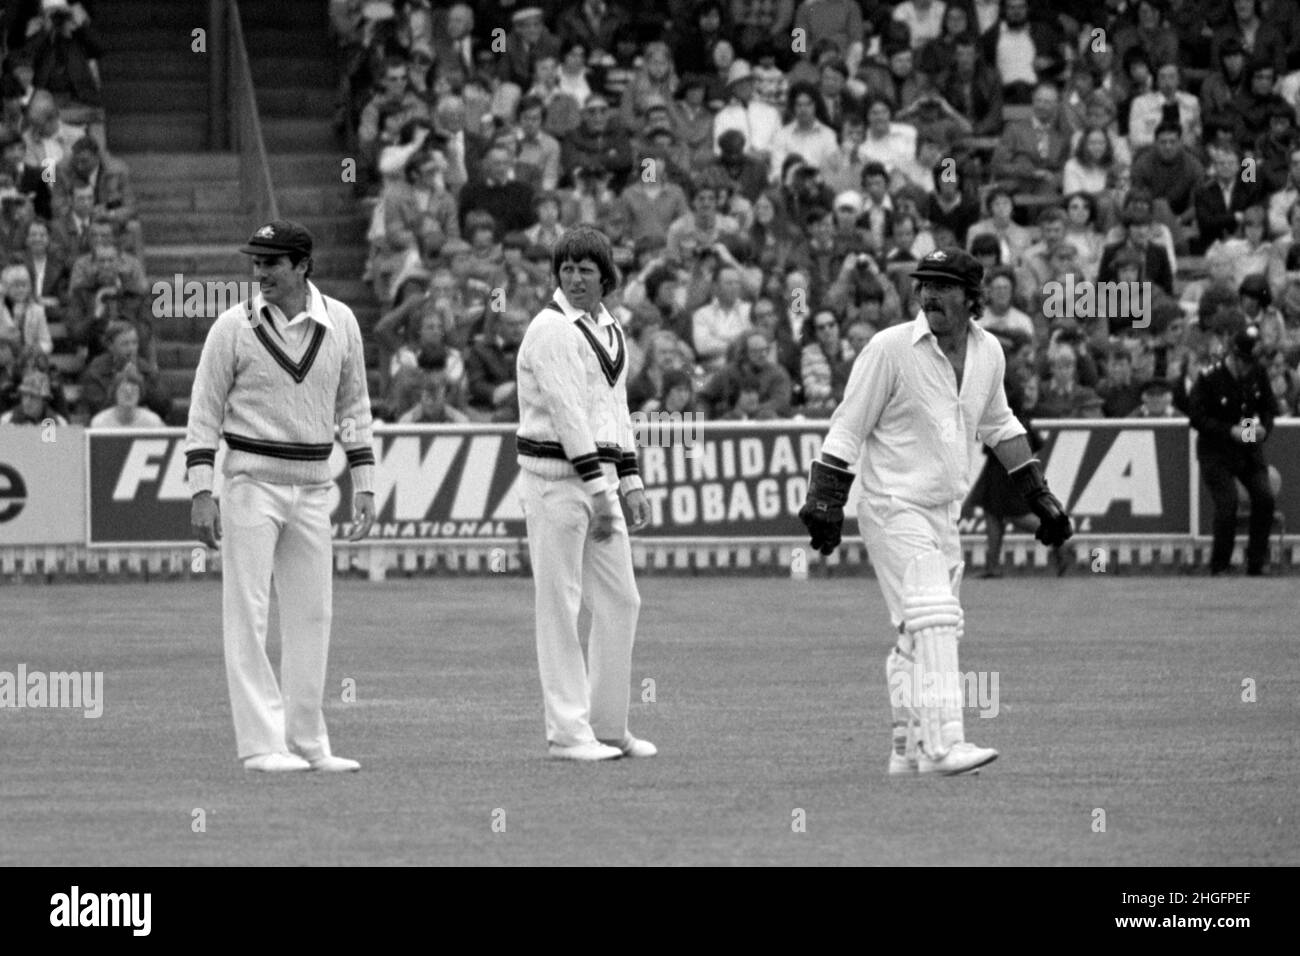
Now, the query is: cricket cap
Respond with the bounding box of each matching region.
[239,219,314,258]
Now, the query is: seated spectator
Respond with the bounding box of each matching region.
[990,82,1070,194]
[54,135,139,254]
[628,328,693,413]
[1062,191,1105,282]
[1239,274,1286,344]
[769,82,839,182]
[980,265,1035,341]
[1061,125,1117,198]
[0,330,20,409]
[0,187,36,260]
[1216,205,1285,289]
[523,191,565,248]
[936,33,1003,137]
[500,95,561,192]
[966,187,1034,265]
[1098,207,1174,295]
[0,263,51,354]
[499,6,561,92]
[21,89,83,171]
[1267,148,1300,239]
[978,0,1063,105]
[548,40,592,112]
[925,160,980,250]
[428,94,488,194]
[370,147,453,302]
[1200,36,1249,123]
[78,320,169,422]
[712,59,782,162]
[860,41,927,114]
[1231,60,1287,145]
[88,363,165,428]
[67,221,149,358]
[1194,145,1268,253]
[698,329,793,419]
[1129,378,1182,417]
[652,368,700,416]
[666,170,739,262]
[800,308,852,416]
[26,1,104,138]
[458,145,536,236]
[1,368,65,424]
[891,134,946,196]
[21,220,70,323]
[562,93,634,188]
[464,306,528,421]
[358,57,430,182]
[1097,347,1143,417]
[52,182,96,258]
[858,96,916,180]
[1036,344,1104,418]
[1254,102,1298,196]
[1020,207,1070,290]
[397,367,470,423]
[1127,63,1200,150]
[1265,349,1299,416]
[692,265,753,368]
[1130,122,1204,243]
[621,155,691,245]
[0,125,52,220]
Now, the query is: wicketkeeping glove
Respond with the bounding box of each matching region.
[799,459,856,556]
[1008,458,1073,547]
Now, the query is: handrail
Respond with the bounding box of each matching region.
[226,0,279,223]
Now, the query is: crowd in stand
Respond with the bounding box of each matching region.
[331,0,1300,429]
[0,0,163,428]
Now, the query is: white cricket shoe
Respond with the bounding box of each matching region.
[310,755,361,772]
[888,750,919,775]
[917,741,998,776]
[600,734,658,758]
[548,741,624,761]
[243,752,311,772]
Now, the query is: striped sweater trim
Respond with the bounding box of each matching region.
[223,431,334,461]
[545,298,626,386]
[345,446,376,468]
[616,449,640,477]
[518,435,625,481]
[186,448,216,469]
[249,302,328,384]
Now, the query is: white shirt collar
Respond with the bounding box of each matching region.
[254,280,333,329]
[911,309,977,345]
[552,287,613,326]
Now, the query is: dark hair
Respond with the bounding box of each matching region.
[861,161,888,182]
[644,266,677,302]
[786,81,830,126]
[1153,120,1182,140]
[969,233,1002,261]
[803,206,833,228]
[289,252,313,278]
[1074,124,1115,167]
[1064,190,1097,224]
[552,226,619,295]
[517,94,545,117]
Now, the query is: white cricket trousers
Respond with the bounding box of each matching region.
[858,496,965,628]
[220,474,335,761]
[520,470,641,747]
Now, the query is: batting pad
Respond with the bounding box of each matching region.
[903,552,964,758]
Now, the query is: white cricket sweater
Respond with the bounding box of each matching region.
[515,288,644,497]
[184,282,375,494]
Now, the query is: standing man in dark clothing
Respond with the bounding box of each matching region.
[1188,325,1279,576]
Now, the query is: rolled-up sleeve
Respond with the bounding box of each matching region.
[821,337,894,467]
[975,344,1027,449]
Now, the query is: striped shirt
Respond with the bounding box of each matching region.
[184,281,375,495]
[821,310,1025,509]
[515,288,643,497]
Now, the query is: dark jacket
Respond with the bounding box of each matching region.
[29,23,104,107]
[1188,359,1278,463]
[1193,178,1268,252]
[457,178,536,237]
[464,336,519,414]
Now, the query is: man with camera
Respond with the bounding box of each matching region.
[67,220,148,359]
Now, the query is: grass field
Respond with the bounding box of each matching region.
[2,574,1296,867]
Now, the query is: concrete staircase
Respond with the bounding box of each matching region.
[95,0,378,415]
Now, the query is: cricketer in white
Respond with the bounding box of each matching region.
[185,220,376,773]
[800,247,1073,776]
[515,226,656,761]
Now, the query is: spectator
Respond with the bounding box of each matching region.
[88,363,165,428]
[628,329,693,412]
[621,155,691,244]
[0,187,36,261]
[0,331,20,411]
[730,0,796,61]
[465,306,528,421]
[1217,204,1285,289]
[561,93,634,189]
[978,0,1063,105]
[893,0,946,51]
[1062,124,1119,197]
[553,39,594,108]
[26,1,104,140]
[670,73,717,169]
[917,2,978,78]
[751,291,802,384]
[429,94,486,195]
[800,308,852,416]
[50,181,93,258]
[862,42,927,114]
[1239,273,1285,339]
[980,265,1035,341]
[501,95,561,192]
[925,159,980,248]
[67,221,149,357]
[1131,121,1204,241]
[654,368,700,416]
[523,191,564,248]
[620,40,679,130]
[1097,347,1143,417]
[1128,62,1201,150]
[991,81,1070,194]
[1253,101,1297,196]
[498,7,561,92]
[692,264,753,368]
[397,367,470,423]
[0,368,65,424]
[671,2,727,77]
[358,58,430,180]
[0,125,52,220]
[712,59,782,161]
[1021,207,1070,290]
[1062,191,1105,282]
[1265,349,1299,416]
[1212,0,1287,78]
[1199,36,1249,124]
[1099,206,1174,294]
[666,171,738,262]
[1129,378,1182,417]
[966,186,1034,264]
[1266,147,1300,237]
[699,329,793,419]
[1036,344,1104,418]
[937,33,1004,137]
[0,263,50,354]
[1231,59,1287,144]
[769,82,839,182]
[816,58,859,133]
[430,3,478,78]
[858,95,917,179]
[1112,0,1180,77]
[20,220,68,323]
[77,320,169,422]
[458,144,536,236]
